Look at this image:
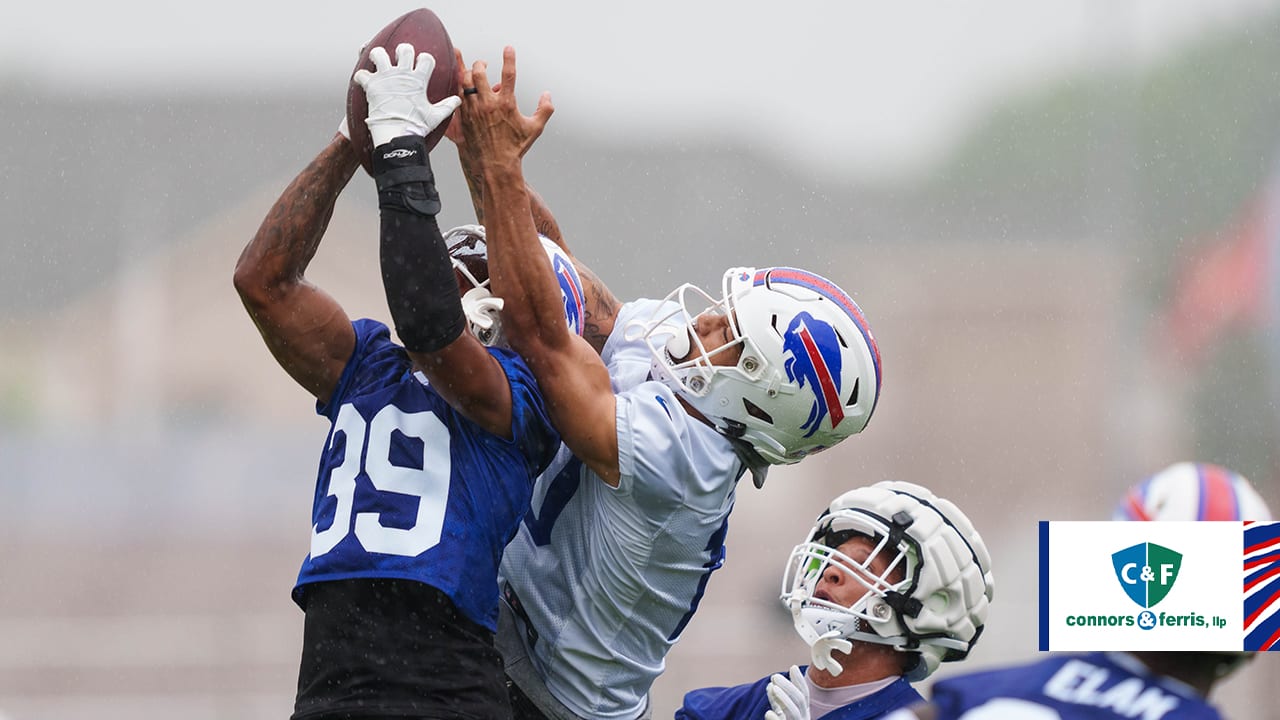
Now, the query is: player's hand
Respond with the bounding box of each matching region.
[808,630,853,675]
[353,43,461,148]
[444,48,470,149]
[764,665,810,720]
[444,49,501,151]
[456,46,553,166]
[443,113,464,147]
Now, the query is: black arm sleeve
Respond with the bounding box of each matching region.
[373,136,466,354]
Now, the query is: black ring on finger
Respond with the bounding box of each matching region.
[463,87,479,95]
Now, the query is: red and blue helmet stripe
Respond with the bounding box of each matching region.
[1194,463,1241,521]
[1118,463,1248,521]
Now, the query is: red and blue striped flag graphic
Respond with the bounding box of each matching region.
[1244,521,1280,650]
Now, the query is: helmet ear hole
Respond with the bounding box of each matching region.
[743,398,774,424]
[847,378,859,407]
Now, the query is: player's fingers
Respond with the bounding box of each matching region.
[453,48,468,95]
[500,46,517,98]
[471,59,491,98]
[442,113,462,144]
[781,667,806,705]
[436,95,462,115]
[533,91,554,125]
[369,46,391,71]
[768,681,798,717]
[788,665,808,702]
[766,681,802,720]
[352,69,373,88]
[415,51,436,80]
[770,673,797,706]
[395,43,416,69]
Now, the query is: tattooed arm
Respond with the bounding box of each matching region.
[233,134,360,404]
[572,263,621,354]
[449,113,562,239]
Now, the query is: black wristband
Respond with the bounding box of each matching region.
[373,135,441,216]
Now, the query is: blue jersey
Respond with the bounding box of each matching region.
[292,319,558,632]
[930,652,1221,720]
[678,670,921,720]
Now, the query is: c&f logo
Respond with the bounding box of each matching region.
[1111,542,1182,608]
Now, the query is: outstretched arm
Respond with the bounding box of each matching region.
[358,44,515,437]
[447,49,621,353]
[448,111,565,245]
[233,133,359,405]
[458,47,622,485]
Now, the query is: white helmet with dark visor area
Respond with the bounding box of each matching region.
[638,266,881,470]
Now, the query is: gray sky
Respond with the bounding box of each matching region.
[4,0,1274,178]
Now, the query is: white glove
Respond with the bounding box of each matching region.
[809,630,853,675]
[764,665,810,720]
[353,43,461,148]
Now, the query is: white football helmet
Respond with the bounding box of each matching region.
[444,224,585,347]
[780,481,994,681]
[636,267,881,468]
[1114,461,1273,522]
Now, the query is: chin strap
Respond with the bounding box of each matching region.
[788,597,853,675]
[809,632,854,675]
[726,436,770,488]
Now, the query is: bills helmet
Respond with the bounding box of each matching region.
[1114,462,1273,522]
[637,266,881,468]
[444,224,585,347]
[780,481,994,681]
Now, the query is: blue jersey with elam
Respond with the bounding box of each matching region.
[677,670,921,720]
[930,651,1221,720]
[292,319,559,632]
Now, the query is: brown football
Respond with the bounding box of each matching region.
[346,8,458,176]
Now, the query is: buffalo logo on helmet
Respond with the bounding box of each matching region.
[551,253,585,337]
[752,267,881,431]
[782,312,846,437]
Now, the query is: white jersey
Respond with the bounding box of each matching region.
[499,299,746,720]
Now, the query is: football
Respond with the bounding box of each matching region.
[346,8,458,176]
